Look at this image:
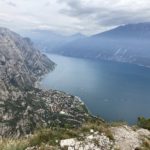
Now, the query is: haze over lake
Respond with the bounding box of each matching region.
[41,54,150,124]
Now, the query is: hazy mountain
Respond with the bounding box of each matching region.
[21,29,86,52]
[53,22,150,67]
[94,22,150,39]
[0,28,88,137]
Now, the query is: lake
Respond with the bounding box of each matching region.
[40,54,150,124]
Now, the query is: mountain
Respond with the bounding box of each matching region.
[0,27,150,150]
[53,22,150,67]
[0,27,88,137]
[0,27,55,94]
[21,29,86,53]
[94,22,150,39]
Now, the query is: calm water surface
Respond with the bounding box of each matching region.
[41,54,150,124]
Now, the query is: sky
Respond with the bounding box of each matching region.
[0,0,150,35]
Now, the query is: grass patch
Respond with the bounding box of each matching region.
[0,138,28,150]
[29,127,79,146]
[79,118,114,140]
[0,117,114,149]
[110,121,127,127]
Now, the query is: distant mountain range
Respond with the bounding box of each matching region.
[21,30,86,52]
[94,22,150,39]
[24,22,150,68]
[54,22,150,67]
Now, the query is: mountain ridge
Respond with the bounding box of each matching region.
[0,27,89,137]
[50,22,150,68]
[93,22,150,39]
[21,29,86,53]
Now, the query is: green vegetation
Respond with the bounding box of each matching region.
[79,117,114,140]
[29,128,79,146]
[110,121,128,127]
[0,117,113,150]
[0,138,28,150]
[137,117,150,130]
[1,116,150,150]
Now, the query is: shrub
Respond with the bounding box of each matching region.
[137,117,150,130]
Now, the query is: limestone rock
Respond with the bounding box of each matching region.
[111,125,150,150]
[60,132,113,150]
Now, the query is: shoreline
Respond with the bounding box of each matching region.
[37,53,149,125]
[47,52,150,70]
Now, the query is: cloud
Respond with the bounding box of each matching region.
[7,1,16,7]
[58,0,150,28]
[58,0,99,17]
[0,0,150,35]
[1,0,17,7]
[44,1,50,7]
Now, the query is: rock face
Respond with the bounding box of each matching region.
[111,125,150,150]
[0,28,88,137]
[60,132,113,150]
[0,27,55,99]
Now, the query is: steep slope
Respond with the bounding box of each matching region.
[54,22,150,67]
[0,27,55,99]
[0,28,88,137]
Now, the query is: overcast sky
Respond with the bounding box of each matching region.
[0,0,150,35]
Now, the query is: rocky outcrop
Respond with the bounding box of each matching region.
[111,125,150,150]
[60,132,113,150]
[59,126,150,150]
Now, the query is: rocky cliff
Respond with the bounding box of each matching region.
[0,28,88,137]
[0,27,55,99]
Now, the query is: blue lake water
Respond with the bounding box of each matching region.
[40,54,150,124]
